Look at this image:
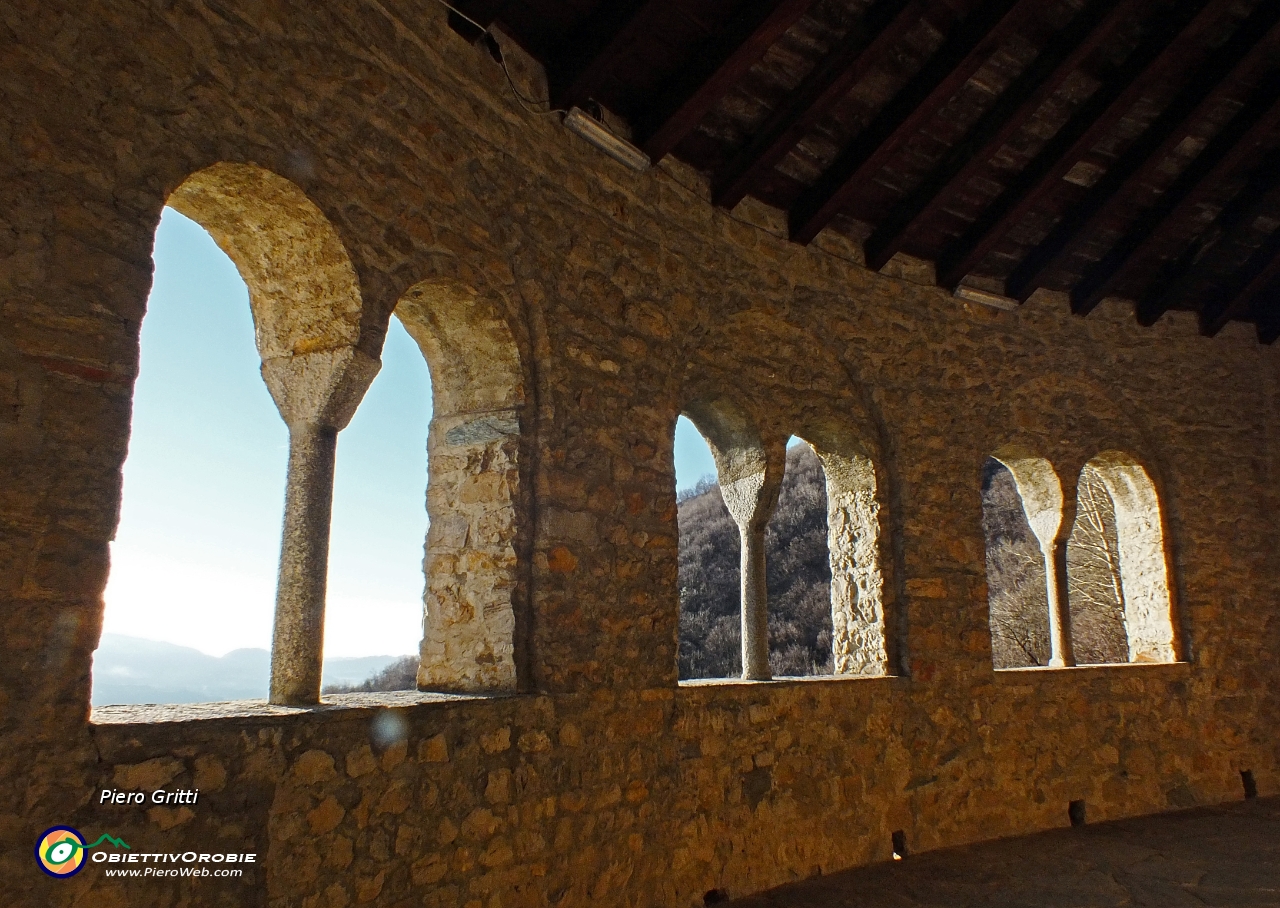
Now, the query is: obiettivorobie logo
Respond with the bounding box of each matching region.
[35,824,257,880]
[35,826,130,878]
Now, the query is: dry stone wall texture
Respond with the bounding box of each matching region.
[1,2,1279,906]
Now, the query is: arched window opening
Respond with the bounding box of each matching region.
[94,208,285,706]
[1066,464,1129,664]
[320,316,431,694]
[1072,453,1176,663]
[982,456,1054,668]
[95,163,380,708]
[675,416,742,679]
[674,403,777,680]
[764,438,833,676]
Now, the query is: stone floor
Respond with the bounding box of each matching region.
[729,798,1280,907]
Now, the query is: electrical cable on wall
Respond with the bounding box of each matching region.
[432,0,566,116]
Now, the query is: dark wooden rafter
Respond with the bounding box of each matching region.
[1071,73,1280,316]
[1005,3,1280,303]
[1199,230,1280,336]
[637,0,817,162]
[710,0,927,211]
[458,0,1280,337]
[862,0,1147,272]
[934,0,1225,290]
[789,0,1034,246]
[1135,146,1280,325]
[547,0,657,111]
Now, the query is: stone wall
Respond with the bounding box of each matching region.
[1,1,1278,906]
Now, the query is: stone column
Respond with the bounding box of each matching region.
[720,469,780,681]
[1044,490,1077,668]
[994,451,1072,668]
[1042,538,1074,668]
[683,403,780,681]
[261,348,379,705]
[739,518,770,680]
[270,421,339,704]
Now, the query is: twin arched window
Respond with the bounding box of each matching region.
[982,449,1178,669]
[675,407,888,681]
[96,163,525,707]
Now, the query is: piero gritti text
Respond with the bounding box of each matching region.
[100,788,200,806]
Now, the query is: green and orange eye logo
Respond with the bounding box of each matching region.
[35,826,130,878]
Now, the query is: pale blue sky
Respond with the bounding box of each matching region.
[104,209,719,658]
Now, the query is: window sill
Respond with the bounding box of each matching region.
[992,660,1191,680]
[90,690,508,726]
[678,673,901,688]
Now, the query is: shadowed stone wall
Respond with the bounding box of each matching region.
[1,2,1278,906]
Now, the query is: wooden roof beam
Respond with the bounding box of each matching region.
[934,0,1226,290]
[710,0,927,212]
[547,0,659,112]
[1134,147,1280,325]
[1071,75,1280,316]
[1199,230,1280,336]
[790,0,1040,248]
[1006,5,1280,303]
[638,0,817,163]
[862,0,1144,273]
[790,0,1045,246]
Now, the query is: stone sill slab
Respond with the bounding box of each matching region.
[993,660,1193,682]
[678,674,903,688]
[91,662,1194,727]
[90,690,500,726]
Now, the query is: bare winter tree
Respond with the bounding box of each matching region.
[981,459,1051,668]
[1066,466,1129,664]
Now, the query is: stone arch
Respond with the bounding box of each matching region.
[392,279,526,693]
[163,162,379,704]
[681,396,782,680]
[1084,452,1178,663]
[791,423,886,677]
[990,446,1064,550]
[167,163,367,359]
[986,446,1071,667]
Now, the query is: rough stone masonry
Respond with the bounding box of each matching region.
[1,2,1278,907]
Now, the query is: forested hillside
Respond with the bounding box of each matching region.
[678,443,833,678]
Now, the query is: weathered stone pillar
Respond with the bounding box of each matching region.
[716,457,781,681]
[1042,537,1074,668]
[816,448,887,676]
[683,402,781,680]
[270,421,339,704]
[262,348,380,705]
[732,491,770,681]
[1045,485,1077,668]
[993,449,1073,668]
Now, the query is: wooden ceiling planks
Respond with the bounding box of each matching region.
[449,0,1280,341]
[637,0,819,161]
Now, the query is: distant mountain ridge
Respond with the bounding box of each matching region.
[91,634,411,706]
